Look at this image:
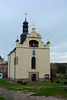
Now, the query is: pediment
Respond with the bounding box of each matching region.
[27,28,41,38]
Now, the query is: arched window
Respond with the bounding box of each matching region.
[31,57,36,69]
[29,40,38,47]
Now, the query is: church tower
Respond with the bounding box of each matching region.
[20,13,29,44]
[8,13,50,82]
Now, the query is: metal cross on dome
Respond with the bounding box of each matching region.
[17,37,19,39]
[47,39,49,41]
[24,12,28,19]
[32,23,35,28]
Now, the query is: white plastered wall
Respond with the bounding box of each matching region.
[8,28,50,80]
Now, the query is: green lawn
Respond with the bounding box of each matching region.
[0,97,6,100]
[0,79,67,98]
[0,97,7,100]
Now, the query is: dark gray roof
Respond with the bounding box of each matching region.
[8,47,16,56]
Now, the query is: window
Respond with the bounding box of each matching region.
[14,57,18,65]
[29,40,38,47]
[32,49,35,55]
[45,74,49,79]
[31,57,36,69]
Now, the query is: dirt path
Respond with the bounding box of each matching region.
[0,88,67,100]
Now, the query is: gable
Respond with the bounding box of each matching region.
[27,28,41,38]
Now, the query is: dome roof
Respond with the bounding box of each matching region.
[23,18,28,24]
[23,20,28,24]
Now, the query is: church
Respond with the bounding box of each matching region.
[8,14,50,82]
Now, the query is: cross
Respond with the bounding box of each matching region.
[24,12,28,19]
[47,39,49,41]
[32,23,35,28]
[17,37,19,39]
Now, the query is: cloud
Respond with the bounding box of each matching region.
[50,52,67,62]
[51,41,67,52]
[50,42,67,62]
[58,55,67,59]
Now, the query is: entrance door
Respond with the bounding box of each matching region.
[32,74,36,81]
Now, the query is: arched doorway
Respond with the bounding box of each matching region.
[32,74,36,81]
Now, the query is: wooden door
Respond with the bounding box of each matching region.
[32,74,36,81]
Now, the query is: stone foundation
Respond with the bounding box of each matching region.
[8,77,50,82]
[39,78,44,81]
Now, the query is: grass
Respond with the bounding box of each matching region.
[0,97,6,100]
[0,79,67,98]
[33,87,67,97]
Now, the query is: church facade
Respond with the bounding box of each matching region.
[8,16,50,82]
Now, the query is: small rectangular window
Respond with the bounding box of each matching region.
[14,57,18,65]
[32,49,35,55]
[45,74,49,79]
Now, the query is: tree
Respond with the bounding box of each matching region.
[51,69,56,79]
[57,64,66,74]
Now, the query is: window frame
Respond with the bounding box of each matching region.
[31,57,36,69]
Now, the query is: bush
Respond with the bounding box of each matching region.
[65,74,67,79]
[57,65,66,74]
[56,81,60,83]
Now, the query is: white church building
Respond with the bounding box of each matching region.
[8,14,50,82]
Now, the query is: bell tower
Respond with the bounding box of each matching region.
[20,12,29,44]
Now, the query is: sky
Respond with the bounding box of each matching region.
[0,0,67,62]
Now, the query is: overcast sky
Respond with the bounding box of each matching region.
[0,0,67,62]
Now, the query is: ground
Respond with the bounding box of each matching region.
[0,88,67,100]
[0,79,67,100]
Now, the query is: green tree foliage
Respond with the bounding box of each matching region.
[57,64,66,74]
[65,74,67,79]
